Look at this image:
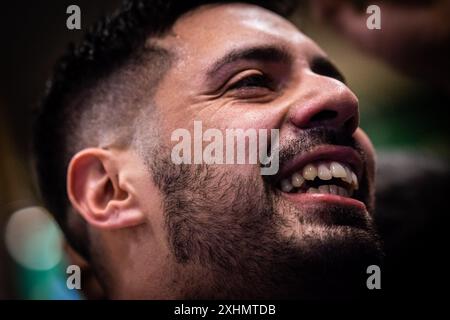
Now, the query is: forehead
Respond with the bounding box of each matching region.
[157,3,324,63]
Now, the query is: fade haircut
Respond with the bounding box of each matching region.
[33,0,297,259]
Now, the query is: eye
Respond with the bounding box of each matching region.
[227,73,273,91]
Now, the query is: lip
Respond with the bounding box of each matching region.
[275,145,363,183]
[282,192,367,211]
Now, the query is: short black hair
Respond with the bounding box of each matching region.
[32,0,298,259]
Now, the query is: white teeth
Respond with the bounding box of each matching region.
[330,162,347,178]
[307,187,319,193]
[329,184,338,195]
[281,179,293,192]
[318,163,332,180]
[281,160,359,196]
[344,166,353,184]
[351,172,359,190]
[291,172,305,187]
[309,184,352,197]
[302,164,317,181]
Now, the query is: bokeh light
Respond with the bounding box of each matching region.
[5,206,63,271]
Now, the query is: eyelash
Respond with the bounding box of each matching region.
[227,74,272,91]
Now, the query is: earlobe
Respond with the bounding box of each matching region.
[67,148,145,229]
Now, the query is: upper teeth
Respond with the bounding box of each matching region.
[280,161,359,196]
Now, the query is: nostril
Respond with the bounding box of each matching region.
[344,116,358,133]
[309,109,338,123]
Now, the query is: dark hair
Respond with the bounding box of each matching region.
[32,0,298,258]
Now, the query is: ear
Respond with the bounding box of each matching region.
[67,148,145,229]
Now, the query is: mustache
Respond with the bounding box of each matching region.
[263,127,363,176]
[279,127,358,164]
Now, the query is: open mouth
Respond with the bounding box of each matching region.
[272,146,364,203]
[279,160,358,197]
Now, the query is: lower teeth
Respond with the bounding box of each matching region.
[303,185,352,197]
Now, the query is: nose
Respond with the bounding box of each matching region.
[288,75,359,135]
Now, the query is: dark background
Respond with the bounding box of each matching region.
[1,0,121,299]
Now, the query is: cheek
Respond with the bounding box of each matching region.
[353,128,376,181]
[195,105,284,177]
[209,103,286,131]
[133,169,164,217]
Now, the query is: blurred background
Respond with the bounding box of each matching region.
[1,0,449,299]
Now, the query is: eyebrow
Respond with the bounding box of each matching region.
[206,45,293,78]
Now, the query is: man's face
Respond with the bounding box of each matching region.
[118,3,381,299]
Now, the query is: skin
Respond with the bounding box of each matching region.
[67,3,381,299]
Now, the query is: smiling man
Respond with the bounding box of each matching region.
[33,0,382,299]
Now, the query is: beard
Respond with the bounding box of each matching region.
[145,128,383,299]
